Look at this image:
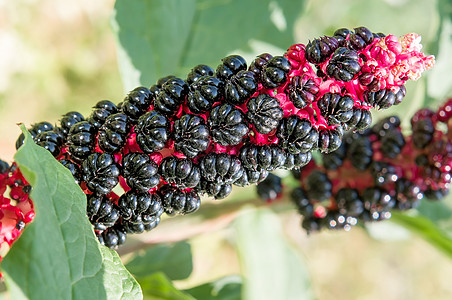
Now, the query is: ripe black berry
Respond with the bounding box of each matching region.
[317,127,343,153]
[364,89,396,109]
[234,168,268,187]
[59,159,81,184]
[256,173,282,202]
[380,129,405,158]
[98,113,131,153]
[322,142,346,170]
[59,111,84,139]
[349,27,374,51]
[187,76,223,113]
[277,116,318,154]
[0,159,10,174]
[248,53,272,77]
[159,185,201,215]
[347,134,373,170]
[287,75,319,108]
[224,70,257,105]
[333,28,352,46]
[150,75,176,99]
[67,121,97,163]
[198,153,243,184]
[16,121,54,150]
[370,161,398,185]
[87,100,118,129]
[81,152,120,195]
[154,77,189,116]
[208,103,249,146]
[345,107,372,131]
[86,194,120,231]
[305,36,339,64]
[187,64,214,85]
[121,87,153,123]
[159,156,201,189]
[198,180,232,199]
[291,187,314,216]
[99,225,127,248]
[283,151,312,170]
[135,110,170,153]
[317,93,354,125]
[117,190,162,220]
[122,152,160,192]
[260,56,291,89]
[215,55,247,80]
[239,144,285,171]
[172,114,210,158]
[35,130,64,157]
[412,118,434,149]
[246,94,283,134]
[326,47,360,82]
[335,188,364,217]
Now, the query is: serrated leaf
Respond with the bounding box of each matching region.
[1,126,142,300]
[184,275,242,300]
[126,241,193,281]
[234,208,313,300]
[139,272,194,300]
[391,211,452,259]
[111,0,304,91]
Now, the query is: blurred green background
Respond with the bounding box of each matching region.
[1,0,452,299]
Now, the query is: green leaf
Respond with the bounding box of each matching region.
[139,272,194,300]
[184,276,242,300]
[1,126,142,300]
[126,241,193,281]
[233,208,313,300]
[391,211,452,259]
[112,0,304,91]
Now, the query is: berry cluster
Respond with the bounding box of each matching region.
[282,100,452,232]
[1,27,434,249]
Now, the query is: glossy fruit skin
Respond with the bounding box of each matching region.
[305,36,339,64]
[333,28,353,46]
[283,151,312,170]
[0,159,10,174]
[412,118,435,149]
[149,75,176,99]
[287,75,319,108]
[198,153,243,184]
[215,55,247,80]
[99,225,127,248]
[117,190,162,220]
[239,144,286,172]
[16,121,54,150]
[224,70,257,105]
[233,168,268,187]
[159,185,201,215]
[208,103,249,146]
[60,111,85,138]
[98,113,131,153]
[172,114,210,158]
[306,170,332,201]
[372,116,401,137]
[394,178,423,210]
[187,75,223,113]
[277,116,318,154]
[121,86,153,123]
[349,27,374,51]
[345,108,372,131]
[370,161,398,185]
[122,153,160,192]
[246,94,283,134]
[186,64,214,85]
[317,127,343,153]
[135,110,170,153]
[326,47,360,82]
[198,180,232,199]
[159,156,201,189]
[347,133,373,170]
[335,188,364,217]
[81,152,120,195]
[59,159,82,184]
[87,100,118,130]
[260,56,291,89]
[256,173,282,202]
[364,89,396,109]
[248,53,272,77]
[35,130,64,157]
[154,77,189,116]
[67,121,97,163]
[291,187,314,217]
[317,93,354,126]
[86,194,120,231]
